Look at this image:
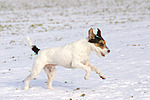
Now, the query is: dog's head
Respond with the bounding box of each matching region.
[88,28,110,57]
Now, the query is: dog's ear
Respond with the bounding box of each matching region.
[88,28,95,39]
[97,28,101,37]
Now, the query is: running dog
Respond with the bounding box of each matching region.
[24,28,110,90]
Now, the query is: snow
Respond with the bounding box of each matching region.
[0,0,150,100]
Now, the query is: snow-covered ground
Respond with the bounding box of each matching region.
[0,0,150,100]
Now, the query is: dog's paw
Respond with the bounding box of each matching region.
[48,87,54,90]
[100,76,106,80]
[47,86,54,90]
[84,76,89,80]
[24,86,29,90]
[84,72,90,80]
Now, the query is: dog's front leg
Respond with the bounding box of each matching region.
[88,63,106,79]
[72,62,91,80]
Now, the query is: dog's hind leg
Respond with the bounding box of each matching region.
[43,64,56,90]
[24,57,47,90]
[24,65,45,90]
[24,74,32,90]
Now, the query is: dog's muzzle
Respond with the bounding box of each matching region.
[100,49,110,57]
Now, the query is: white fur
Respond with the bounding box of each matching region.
[24,37,109,90]
[26,37,33,48]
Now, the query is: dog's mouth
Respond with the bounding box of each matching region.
[100,52,105,57]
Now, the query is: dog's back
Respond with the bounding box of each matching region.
[39,38,90,68]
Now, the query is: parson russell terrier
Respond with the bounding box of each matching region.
[24,28,110,90]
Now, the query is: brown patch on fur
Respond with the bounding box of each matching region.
[94,40,106,49]
[44,64,56,72]
[45,64,56,67]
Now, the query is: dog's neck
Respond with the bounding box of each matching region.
[89,43,97,51]
[84,38,98,52]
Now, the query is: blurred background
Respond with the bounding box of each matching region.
[0,1,150,99]
[0,0,149,36]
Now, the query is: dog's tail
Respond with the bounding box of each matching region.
[26,37,40,55]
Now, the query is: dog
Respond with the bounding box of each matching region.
[24,28,110,90]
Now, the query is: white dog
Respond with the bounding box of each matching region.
[24,28,110,90]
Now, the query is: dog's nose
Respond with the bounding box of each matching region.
[107,50,110,53]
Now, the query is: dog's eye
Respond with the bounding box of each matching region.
[99,43,104,47]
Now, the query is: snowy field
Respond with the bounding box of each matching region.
[0,0,150,100]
